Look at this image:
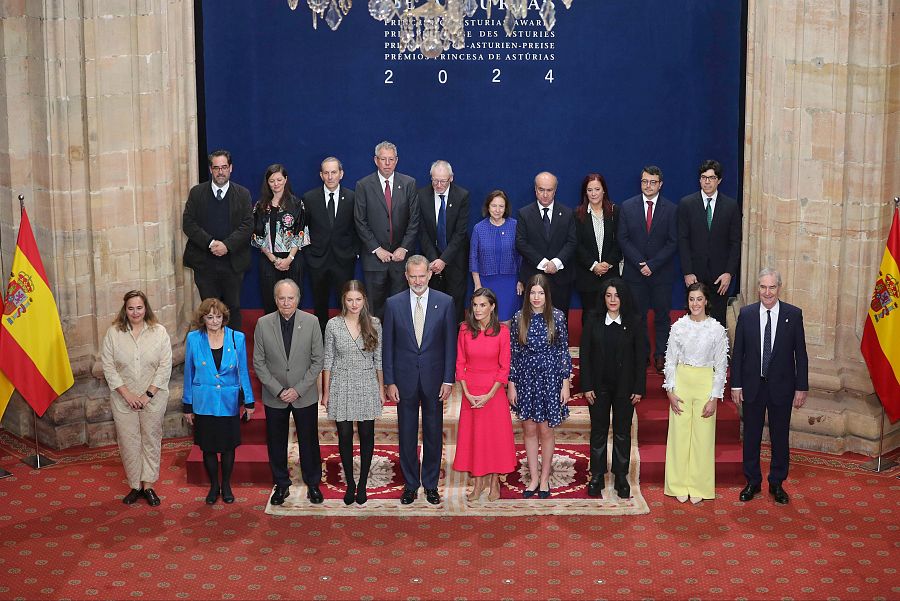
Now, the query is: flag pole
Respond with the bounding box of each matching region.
[0,197,26,479]
[21,408,56,469]
[860,400,897,472]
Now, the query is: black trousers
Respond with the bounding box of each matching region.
[742,379,793,486]
[194,260,244,331]
[365,263,408,321]
[258,253,302,316]
[428,263,466,324]
[628,277,672,358]
[699,277,729,327]
[309,259,355,333]
[588,387,634,477]
[264,403,322,489]
[397,380,444,490]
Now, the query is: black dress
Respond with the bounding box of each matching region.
[192,347,242,452]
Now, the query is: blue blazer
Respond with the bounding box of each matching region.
[731,301,809,405]
[617,194,678,284]
[382,289,458,400]
[183,327,255,416]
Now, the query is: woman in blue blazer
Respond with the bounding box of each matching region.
[183,298,255,504]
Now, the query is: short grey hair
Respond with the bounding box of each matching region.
[430,160,453,177]
[321,156,343,170]
[405,254,429,271]
[273,278,301,297]
[375,141,398,156]
[757,267,782,287]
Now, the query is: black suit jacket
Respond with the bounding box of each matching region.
[417,183,469,270]
[182,181,253,273]
[354,171,419,271]
[617,194,678,284]
[731,301,809,404]
[515,202,578,285]
[579,313,646,400]
[574,206,622,295]
[302,186,358,269]
[677,191,742,283]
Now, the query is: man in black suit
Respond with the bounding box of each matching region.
[354,141,420,319]
[731,268,808,505]
[678,160,742,326]
[418,160,469,323]
[617,166,678,373]
[182,150,253,330]
[302,157,359,333]
[515,171,578,315]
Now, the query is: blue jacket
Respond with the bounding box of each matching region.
[183,327,255,416]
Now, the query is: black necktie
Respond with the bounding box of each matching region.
[327,192,335,225]
[762,310,772,377]
[542,207,550,237]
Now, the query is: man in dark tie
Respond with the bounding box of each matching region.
[617,166,678,373]
[515,171,578,315]
[354,141,420,319]
[382,255,457,506]
[678,160,742,326]
[731,268,808,505]
[417,160,469,323]
[302,157,359,333]
[182,150,253,330]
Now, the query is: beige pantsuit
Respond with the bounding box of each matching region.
[101,323,172,490]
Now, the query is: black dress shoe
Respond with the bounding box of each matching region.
[123,488,144,505]
[739,483,761,502]
[221,486,235,504]
[424,488,441,505]
[769,483,790,505]
[270,486,289,506]
[205,487,220,505]
[614,476,631,499]
[400,488,418,505]
[143,488,161,506]
[343,481,356,506]
[355,486,368,505]
[586,477,603,498]
[538,486,551,500]
[307,485,324,504]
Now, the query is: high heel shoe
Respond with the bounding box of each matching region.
[538,484,551,499]
[467,476,486,502]
[221,485,235,504]
[488,478,501,502]
[344,481,357,506]
[355,485,367,505]
[205,487,220,505]
[523,483,539,499]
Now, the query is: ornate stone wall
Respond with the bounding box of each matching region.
[740,0,900,454]
[0,0,198,448]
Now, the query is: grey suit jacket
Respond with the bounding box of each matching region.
[252,310,323,409]
[354,171,420,271]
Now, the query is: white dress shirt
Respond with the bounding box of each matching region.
[323,185,341,216]
[536,201,565,272]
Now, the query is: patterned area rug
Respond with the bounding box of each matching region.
[265,432,649,517]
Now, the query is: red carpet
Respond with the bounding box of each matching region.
[0,430,897,600]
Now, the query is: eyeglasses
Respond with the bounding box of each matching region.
[700,175,719,182]
[210,165,230,172]
[432,179,450,186]
[640,179,661,186]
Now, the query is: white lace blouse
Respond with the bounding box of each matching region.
[662,315,729,398]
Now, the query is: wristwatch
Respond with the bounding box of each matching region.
[145,390,155,398]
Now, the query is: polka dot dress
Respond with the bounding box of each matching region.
[509,308,572,427]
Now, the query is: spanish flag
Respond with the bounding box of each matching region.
[0,206,74,419]
[860,204,900,423]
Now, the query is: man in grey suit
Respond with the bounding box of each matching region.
[252,279,324,506]
[354,141,420,319]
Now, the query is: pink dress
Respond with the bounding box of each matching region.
[452,323,517,476]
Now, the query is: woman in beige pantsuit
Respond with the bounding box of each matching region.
[100,290,172,506]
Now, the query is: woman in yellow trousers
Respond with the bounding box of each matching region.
[662,282,729,504]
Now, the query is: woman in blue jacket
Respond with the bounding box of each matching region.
[183,298,255,504]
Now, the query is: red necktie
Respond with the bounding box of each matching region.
[645,200,654,233]
[384,179,393,245]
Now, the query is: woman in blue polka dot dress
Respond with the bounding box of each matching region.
[507,274,573,498]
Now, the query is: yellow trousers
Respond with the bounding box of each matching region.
[664,364,716,500]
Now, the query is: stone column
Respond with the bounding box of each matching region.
[0,1,198,448]
[741,0,900,454]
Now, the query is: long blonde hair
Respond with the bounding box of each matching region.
[517,274,557,346]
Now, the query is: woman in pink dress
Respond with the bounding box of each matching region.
[453,288,517,502]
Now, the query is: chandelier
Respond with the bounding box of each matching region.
[287,0,575,58]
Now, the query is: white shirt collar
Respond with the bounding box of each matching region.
[642,194,658,204]
[410,288,429,309]
[703,190,719,202]
[605,313,622,325]
[323,185,340,198]
[378,172,392,189]
[537,201,554,214]
[759,300,780,318]
[212,181,230,197]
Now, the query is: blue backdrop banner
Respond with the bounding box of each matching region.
[200,1,744,310]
